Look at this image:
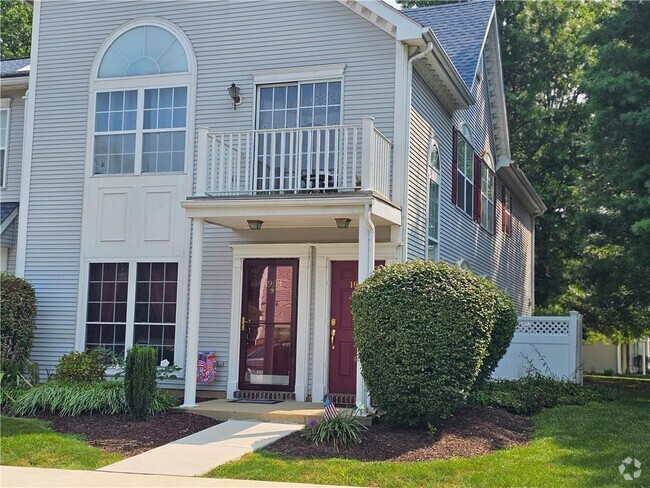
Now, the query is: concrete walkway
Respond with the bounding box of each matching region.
[98,420,303,477]
[0,466,355,488]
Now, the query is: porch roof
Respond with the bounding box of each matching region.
[181,192,401,230]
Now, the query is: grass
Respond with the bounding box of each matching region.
[0,416,122,470]
[206,378,649,487]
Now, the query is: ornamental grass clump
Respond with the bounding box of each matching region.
[351,260,503,427]
[124,345,158,421]
[303,412,366,451]
[10,380,176,417]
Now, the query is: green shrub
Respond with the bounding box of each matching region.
[124,345,158,421]
[303,413,366,451]
[468,374,618,415]
[10,380,176,417]
[0,273,37,380]
[475,291,518,386]
[603,368,615,376]
[351,261,497,427]
[52,350,107,383]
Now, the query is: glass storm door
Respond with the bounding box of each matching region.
[239,259,298,390]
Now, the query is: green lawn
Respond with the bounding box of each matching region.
[0,416,122,470]
[206,379,649,487]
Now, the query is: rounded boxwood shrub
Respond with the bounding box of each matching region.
[475,291,518,386]
[351,261,497,427]
[0,273,37,375]
[53,349,107,383]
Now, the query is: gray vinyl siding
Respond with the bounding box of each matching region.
[407,68,533,314]
[29,0,396,383]
[1,218,17,248]
[0,87,25,202]
[7,247,16,275]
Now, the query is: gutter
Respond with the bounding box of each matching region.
[497,160,546,216]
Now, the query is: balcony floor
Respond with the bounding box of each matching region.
[182,191,401,230]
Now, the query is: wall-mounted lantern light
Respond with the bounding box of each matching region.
[335,218,351,229]
[247,219,263,230]
[227,83,242,110]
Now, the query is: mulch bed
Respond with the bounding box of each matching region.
[38,412,220,457]
[267,405,534,462]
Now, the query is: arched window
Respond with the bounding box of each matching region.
[427,135,441,261]
[98,25,188,78]
[92,21,193,175]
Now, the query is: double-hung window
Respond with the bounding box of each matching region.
[480,161,495,232]
[86,261,179,363]
[455,129,474,217]
[427,137,441,261]
[0,101,9,187]
[92,25,190,176]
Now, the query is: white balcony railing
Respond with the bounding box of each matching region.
[195,117,392,200]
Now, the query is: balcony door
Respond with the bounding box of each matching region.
[255,81,341,191]
[239,259,299,391]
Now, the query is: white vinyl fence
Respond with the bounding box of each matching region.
[492,311,583,384]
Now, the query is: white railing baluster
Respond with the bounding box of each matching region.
[199,122,390,197]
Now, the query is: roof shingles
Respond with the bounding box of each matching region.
[0,57,30,78]
[404,0,494,88]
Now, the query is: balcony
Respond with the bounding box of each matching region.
[183,117,401,230]
[195,117,393,200]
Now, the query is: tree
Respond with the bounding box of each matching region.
[578,1,650,339]
[0,0,32,59]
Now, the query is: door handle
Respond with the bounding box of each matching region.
[331,329,336,350]
[330,318,336,327]
[241,317,248,331]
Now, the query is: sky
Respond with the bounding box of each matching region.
[382,0,402,10]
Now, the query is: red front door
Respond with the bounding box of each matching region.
[328,261,383,394]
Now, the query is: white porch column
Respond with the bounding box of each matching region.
[356,205,375,412]
[616,343,622,375]
[181,217,204,408]
[643,337,648,376]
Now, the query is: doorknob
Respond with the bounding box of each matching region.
[331,329,336,350]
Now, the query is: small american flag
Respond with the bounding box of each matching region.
[323,395,338,421]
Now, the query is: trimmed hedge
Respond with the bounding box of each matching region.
[124,345,158,421]
[0,273,37,375]
[53,350,107,383]
[475,291,518,386]
[351,261,497,427]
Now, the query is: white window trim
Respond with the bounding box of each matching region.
[0,98,11,189]
[91,84,189,176]
[456,131,474,217]
[504,188,513,236]
[480,161,495,233]
[80,259,183,365]
[426,135,441,261]
[251,64,346,85]
[88,19,196,178]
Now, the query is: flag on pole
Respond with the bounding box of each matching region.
[323,395,338,420]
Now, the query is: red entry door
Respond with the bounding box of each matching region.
[328,261,382,394]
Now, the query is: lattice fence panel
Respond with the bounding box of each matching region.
[516,319,569,335]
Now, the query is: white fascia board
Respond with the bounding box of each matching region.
[251,64,346,85]
[470,6,495,92]
[422,28,474,107]
[485,13,511,162]
[0,77,29,88]
[336,0,426,42]
[497,164,546,216]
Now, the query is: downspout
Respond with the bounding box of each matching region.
[401,42,433,261]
